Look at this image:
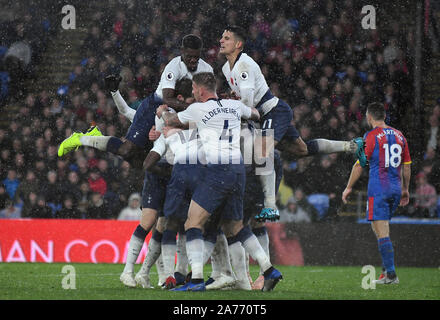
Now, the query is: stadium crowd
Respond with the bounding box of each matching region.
[1,0,439,220]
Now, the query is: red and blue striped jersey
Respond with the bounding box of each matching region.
[363,126,411,196]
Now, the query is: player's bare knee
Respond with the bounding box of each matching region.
[156,216,167,233]
[221,219,243,238]
[165,218,182,232]
[140,208,158,230]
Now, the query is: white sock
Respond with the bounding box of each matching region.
[210,248,222,279]
[228,242,248,283]
[217,234,233,277]
[186,238,204,280]
[155,254,166,285]
[162,243,177,279]
[138,237,161,275]
[123,234,144,274]
[79,135,110,151]
[175,233,188,276]
[315,139,351,154]
[203,240,216,265]
[255,231,270,275]
[242,234,272,272]
[259,170,277,209]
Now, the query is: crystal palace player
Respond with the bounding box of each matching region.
[219,25,364,222]
[342,102,411,284]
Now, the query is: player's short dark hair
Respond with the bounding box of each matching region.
[367,102,385,120]
[175,78,193,99]
[225,25,247,43]
[181,34,203,50]
[192,72,217,92]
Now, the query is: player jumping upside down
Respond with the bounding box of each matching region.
[342,102,411,284]
[219,25,365,222]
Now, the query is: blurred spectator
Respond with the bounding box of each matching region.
[40,170,62,213]
[64,171,82,204]
[14,169,39,205]
[21,191,38,218]
[411,172,438,218]
[426,112,439,152]
[88,168,107,196]
[0,183,11,210]
[0,199,21,219]
[279,196,312,223]
[117,192,141,220]
[2,169,20,200]
[57,195,82,219]
[87,192,113,219]
[28,195,53,219]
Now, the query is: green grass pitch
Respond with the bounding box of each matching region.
[0,263,439,300]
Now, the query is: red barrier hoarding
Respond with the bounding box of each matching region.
[0,219,150,263]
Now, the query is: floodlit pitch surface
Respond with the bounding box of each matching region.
[0,263,439,300]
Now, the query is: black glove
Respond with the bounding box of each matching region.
[104,74,122,92]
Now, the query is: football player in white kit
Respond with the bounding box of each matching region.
[59,35,212,288]
[143,112,236,290]
[219,26,365,222]
[158,72,283,292]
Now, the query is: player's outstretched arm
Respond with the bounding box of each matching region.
[400,163,411,206]
[342,161,363,204]
[105,75,136,122]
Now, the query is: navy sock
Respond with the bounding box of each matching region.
[151,230,163,243]
[226,235,239,245]
[106,136,124,154]
[252,226,267,237]
[162,230,177,245]
[234,226,254,244]
[305,140,319,156]
[133,224,148,240]
[203,229,217,245]
[378,237,395,274]
[186,228,203,242]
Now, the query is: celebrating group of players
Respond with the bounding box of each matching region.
[58,25,410,290]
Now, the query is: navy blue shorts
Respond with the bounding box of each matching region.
[243,151,283,223]
[163,164,204,220]
[366,193,401,221]
[141,163,171,213]
[192,164,246,221]
[261,99,299,143]
[125,93,163,149]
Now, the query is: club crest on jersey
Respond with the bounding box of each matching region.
[240,71,248,80]
[166,72,175,81]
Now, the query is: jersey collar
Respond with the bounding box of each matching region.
[231,51,243,70]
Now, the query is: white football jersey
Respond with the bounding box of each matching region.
[222,52,278,115]
[155,56,213,99]
[151,128,205,165]
[177,98,252,164]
